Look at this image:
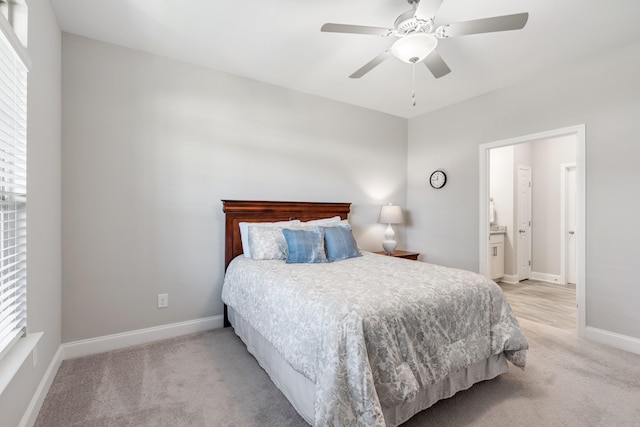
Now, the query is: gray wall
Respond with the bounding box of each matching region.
[407,39,640,339]
[0,1,62,426]
[61,34,408,342]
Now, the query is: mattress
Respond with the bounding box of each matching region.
[222,251,527,426]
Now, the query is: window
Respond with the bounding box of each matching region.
[0,12,27,362]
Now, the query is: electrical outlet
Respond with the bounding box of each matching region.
[157,293,169,308]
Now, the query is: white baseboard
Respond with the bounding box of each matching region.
[584,326,640,356]
[498,274,519,284]
[62,315,224,360]
[500,272,567,285]
[19,345,63,427]
[530,271,563,284]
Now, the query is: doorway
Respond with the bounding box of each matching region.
[479,125,585,336]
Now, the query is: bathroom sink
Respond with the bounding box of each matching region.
[490,226,507,234]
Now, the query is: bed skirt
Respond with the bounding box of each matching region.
[228,307,509,426]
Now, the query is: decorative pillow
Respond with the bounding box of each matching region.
[282,227,328,264]
[291,219,350,230]
[323,225,361,262]
[302,216,342,226]
[239,220,300,258]
[248,226,288,260]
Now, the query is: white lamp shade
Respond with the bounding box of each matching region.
[391,33,438,64]
[379,205,404,225]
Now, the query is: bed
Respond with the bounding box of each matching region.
[221,200,528,426]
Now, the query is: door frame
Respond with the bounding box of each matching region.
[479,124,585,336]
[516,165,532,281]
[560,162,577,285]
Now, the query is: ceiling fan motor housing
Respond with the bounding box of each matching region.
[394,9,434,35]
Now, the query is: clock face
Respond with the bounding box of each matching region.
[430,170,447,189]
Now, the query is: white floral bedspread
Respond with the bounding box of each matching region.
[222,252,528,426]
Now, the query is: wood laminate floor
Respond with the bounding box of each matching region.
[498,279,577,331]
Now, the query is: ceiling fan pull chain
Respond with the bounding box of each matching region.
[411,61,417,107]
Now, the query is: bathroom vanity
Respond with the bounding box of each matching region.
[489,231,505,280]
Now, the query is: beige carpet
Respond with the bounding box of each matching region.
[35,319,640,426]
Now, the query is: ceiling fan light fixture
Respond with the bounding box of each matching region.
[391,33,438,63]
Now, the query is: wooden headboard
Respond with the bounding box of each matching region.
[222,200,352,269]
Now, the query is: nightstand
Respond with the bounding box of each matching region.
[374,250,420,261]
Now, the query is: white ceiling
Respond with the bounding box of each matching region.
[50,0,640,118]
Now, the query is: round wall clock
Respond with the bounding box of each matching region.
[429,170,447,189]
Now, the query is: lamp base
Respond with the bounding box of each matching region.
[382,239,397,255]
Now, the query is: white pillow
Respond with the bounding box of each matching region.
[292,219,350,230]
[323,219,350,228]
[248,226,288,260]
[301,216,342,226]
[239,220,300,258]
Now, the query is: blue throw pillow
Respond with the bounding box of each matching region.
[323,225,361,262]
[282,227,328,264]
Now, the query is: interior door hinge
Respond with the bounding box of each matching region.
[529,260,531,266]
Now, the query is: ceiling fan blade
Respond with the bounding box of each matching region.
[423,50,451,78]
[349,51,391,79]
[437,12,529,38]
[321,23,391,36]
[414,0,444,21]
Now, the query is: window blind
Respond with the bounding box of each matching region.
[0,22,27,362]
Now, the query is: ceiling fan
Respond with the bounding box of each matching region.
[321,0,529,80]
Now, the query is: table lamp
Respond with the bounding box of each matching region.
[379,204,404,255]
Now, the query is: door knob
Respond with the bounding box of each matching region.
[519,229,525,233]
[568,230,575,235]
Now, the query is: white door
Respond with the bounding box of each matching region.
[517,166,532,281]
[566,166,577,284]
